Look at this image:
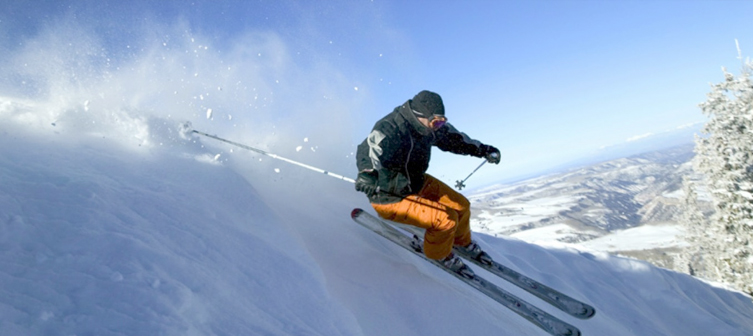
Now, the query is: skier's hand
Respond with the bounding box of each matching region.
[479,144,501,164]
[355,170,379,196]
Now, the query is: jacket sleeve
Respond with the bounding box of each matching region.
[356,122,402,172]
[434,123,486,157]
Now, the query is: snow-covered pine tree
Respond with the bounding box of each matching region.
[677,178,712,277]
[682,49,753,295]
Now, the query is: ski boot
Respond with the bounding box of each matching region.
[441,253,475,279]
[457,240,493,265]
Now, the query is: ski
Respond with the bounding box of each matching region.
[351,208,581,336]
[391,222,596,319]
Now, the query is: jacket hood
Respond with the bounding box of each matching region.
[401,101,434,137]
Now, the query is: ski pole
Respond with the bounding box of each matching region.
[455,152,498,190]
[191,129,356,183]
[189,125,493,193]
[191,129,435,204]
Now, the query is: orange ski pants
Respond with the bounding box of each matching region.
[371,174,472,260]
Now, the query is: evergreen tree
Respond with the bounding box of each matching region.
[682,53,753,295]
[678,178,711,277]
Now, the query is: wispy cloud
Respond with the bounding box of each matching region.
[626,133,654,142]
[676,121,704,130]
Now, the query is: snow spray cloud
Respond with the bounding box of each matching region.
[0,10,367,193]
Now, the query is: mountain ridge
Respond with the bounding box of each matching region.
[468,143,702,268]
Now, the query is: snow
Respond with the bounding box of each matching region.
[473,194,583,236]
[579,224,688,252]
[2,97,753,336]
[511,224,598,243]
[662,188,684,199]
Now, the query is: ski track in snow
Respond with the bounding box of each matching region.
[1,103,753,336]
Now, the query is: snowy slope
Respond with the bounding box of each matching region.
[0,134,361,336]
[2,99,753,336]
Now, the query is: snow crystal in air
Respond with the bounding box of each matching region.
[40,311,54,321]
[193,154,222,165]
[206,108,213,119]
[110,272,124,282]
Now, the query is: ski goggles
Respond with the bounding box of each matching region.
[428,115,447,129]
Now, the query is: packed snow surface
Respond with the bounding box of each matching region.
[2,97,753,336]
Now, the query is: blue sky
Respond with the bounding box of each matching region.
[2,0,752,188]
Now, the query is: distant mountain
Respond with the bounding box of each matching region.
[575,123,702,169]
[469,143,703,268]
[507,123,702,185]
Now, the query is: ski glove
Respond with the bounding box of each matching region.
[355,170,379,196]
[479,144,501,164]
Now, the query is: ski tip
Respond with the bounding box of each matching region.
[569,305,595,320]
[351,208,364,218]
[581,306,596,319]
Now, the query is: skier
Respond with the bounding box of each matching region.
[355,90,501,277]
